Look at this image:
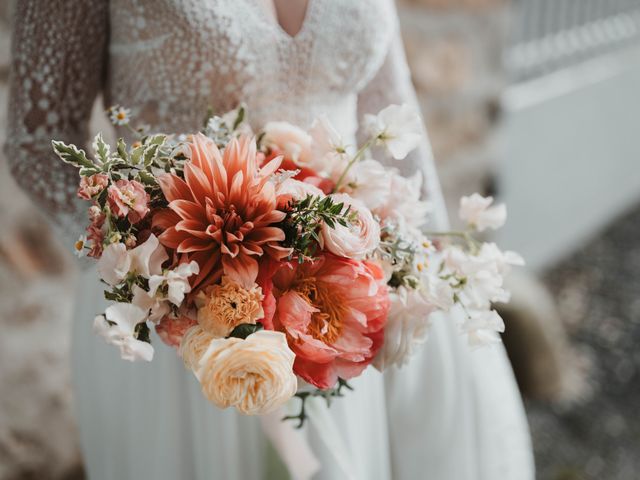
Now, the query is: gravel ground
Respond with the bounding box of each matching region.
[527,204,640,480]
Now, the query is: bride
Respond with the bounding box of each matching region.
[6,0,535,478]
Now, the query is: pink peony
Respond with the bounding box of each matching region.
[319,194,380,260]
[78,174,109,200]
[107,179,150,223]
[259,254,389,389]
[156,314,198,348]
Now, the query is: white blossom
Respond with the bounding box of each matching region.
[375,169,431,231]
[109,106,131,126]
[74,235,89,258]
[364,104,422,160]
[97,242,131,286]
[148,261,200,306]
[461,309,505,347]
[374,286,436,370]
[97,234,169,286]
[131,285,171,323]
[459,193,507,232]
[93,303,154,361]
[129,234,169,278]
[443,242,523,347]
[347,159,392,211]
[308,115,351,181]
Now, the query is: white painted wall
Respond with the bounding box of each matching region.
[497,46,640,271]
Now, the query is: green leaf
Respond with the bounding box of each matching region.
[143,144,160,167]
[145,134,166,147]
[102,157,126,172]
[116,138,129,162]
[78,166,100,176]
[130,145,144,165]
[52,140,94,170]
[232,106,245,130]
[134,322,151,343]
[104,291,122,302]
[227,323,264,340]
[138,170,157,186]
[92,133,109,164]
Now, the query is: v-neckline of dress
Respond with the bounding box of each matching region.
[255,0,317,41]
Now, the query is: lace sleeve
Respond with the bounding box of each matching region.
[5,0,109,238]
[357,1,448,230]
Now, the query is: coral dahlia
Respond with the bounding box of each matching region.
[152,134,290,292]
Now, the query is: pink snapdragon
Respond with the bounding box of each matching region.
[107,179,150,223]
[77,174,109,200]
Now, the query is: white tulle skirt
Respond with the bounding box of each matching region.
[71,267,535,480]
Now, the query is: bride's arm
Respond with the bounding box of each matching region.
[356,1,448,229]
[4,0,109,237]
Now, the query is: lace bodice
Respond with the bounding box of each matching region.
[6,0,447,238]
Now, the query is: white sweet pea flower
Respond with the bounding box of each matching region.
[97,242,131,286]
[462,309,505,347]
[309,115,351,182]
[148,261,200,306]
[309,115,346,157]
[131,285,171,323]
[459,193,507,232]
[347,160,392,210]
[364,104,423,160]
[373,285,437,370]
[93,303,154,361]
[129,234,169,278]
[375,169,431,231]
[422,272,455,311]
[444,246,511,307]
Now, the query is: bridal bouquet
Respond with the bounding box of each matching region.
[54,104,522,420]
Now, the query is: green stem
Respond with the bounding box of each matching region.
[332,137,377,192]
[125,123,143,139]
[424,230,481,253]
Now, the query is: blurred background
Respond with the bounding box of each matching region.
[1,0,640,479]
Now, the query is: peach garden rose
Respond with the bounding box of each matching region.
[193,330,298,415]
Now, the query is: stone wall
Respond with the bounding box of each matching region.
[0,4,84,480]
[0,2,509,478]
[399,0,508,223]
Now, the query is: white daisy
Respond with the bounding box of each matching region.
[109,105,131,126]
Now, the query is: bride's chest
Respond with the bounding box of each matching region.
[109,0,394,96]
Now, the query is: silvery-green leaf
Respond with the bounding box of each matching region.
[145,134,166,146]
[79,166,100,176]
[233,106,245,130]
[92,133,109,165]
[117,138,129,162]
[130,145,144,165]
[138,170,157,186]
[52,140,94,169]
[143,144,160,167]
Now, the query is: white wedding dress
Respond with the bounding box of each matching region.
[6,1,535,479]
